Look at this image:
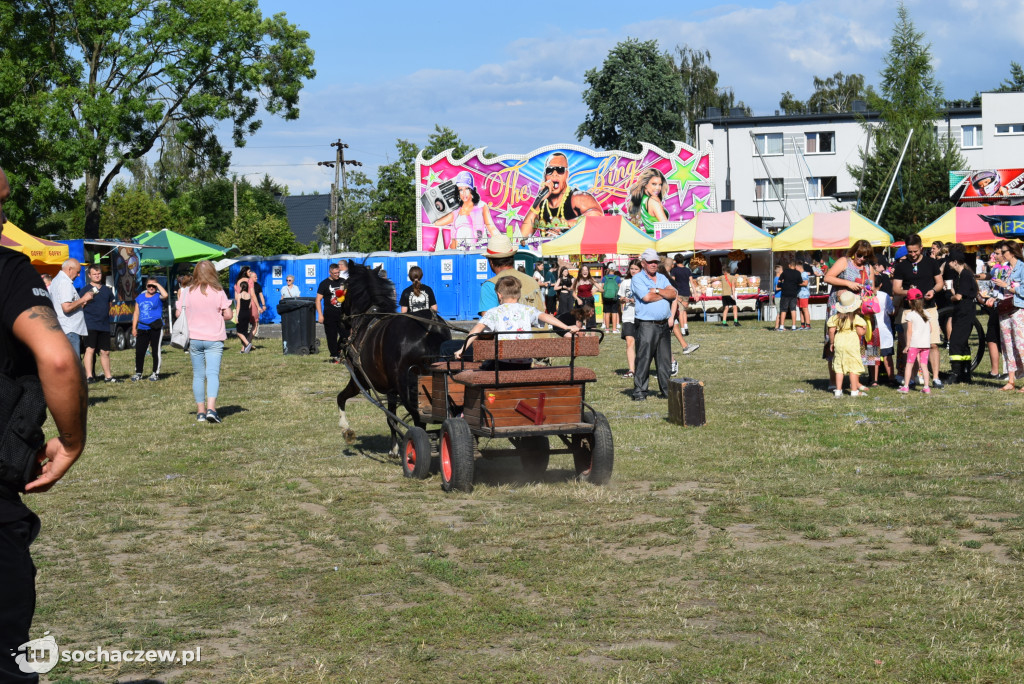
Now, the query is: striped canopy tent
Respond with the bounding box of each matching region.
[917,206,1024,245]
[1,220,69,273]
[655,211,773,252]
[540,215,655,256]
[772,211,893,251]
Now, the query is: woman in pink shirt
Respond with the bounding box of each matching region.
[177,261,233,423]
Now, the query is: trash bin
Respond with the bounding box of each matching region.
[277,297,320,355]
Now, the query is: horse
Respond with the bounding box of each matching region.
[335,262,452,456]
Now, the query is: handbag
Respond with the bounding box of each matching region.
[0,373,47,492]
[860,294,881,315]
[996,296,1019,316]
[170,291,190,349]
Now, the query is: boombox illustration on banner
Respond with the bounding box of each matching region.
[416,142,715,253]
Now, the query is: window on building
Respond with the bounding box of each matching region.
[755,178,784,201]
[961,125,982,147]
[807,176,838,199]
[805,131,835,154]
[753,133,783,156]
[995,123,1024,135]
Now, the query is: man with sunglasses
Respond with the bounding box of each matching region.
[893,233,945,387]
[520,152,601,240]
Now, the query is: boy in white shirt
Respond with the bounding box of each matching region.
[455,276,578,369]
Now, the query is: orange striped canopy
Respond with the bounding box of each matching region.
[656,211,773,252]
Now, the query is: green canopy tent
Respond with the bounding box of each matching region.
[133,229,237,327]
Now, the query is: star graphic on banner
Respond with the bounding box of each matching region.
[665,155,706,194]
[424,170,442,186]
[686,193,711,215]
[500,204,523,223]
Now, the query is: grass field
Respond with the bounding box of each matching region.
[32,319,1024,683]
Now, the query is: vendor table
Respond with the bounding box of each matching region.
[686,294,761,320]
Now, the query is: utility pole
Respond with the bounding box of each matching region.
[319,140,362,253]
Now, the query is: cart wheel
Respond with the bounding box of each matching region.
[115,327,128,351]
[573,411,613,485]
[298,346,309,356]
[440,418,474,493]
[516,437,550,481]
[401,427,432,480]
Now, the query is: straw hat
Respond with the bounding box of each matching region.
[486,233,516,259]
[835,290,862,313]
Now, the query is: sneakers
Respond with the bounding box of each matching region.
[897,386,910,393]
[86,376,98,384]
[671,359,679,376]
[205,409,222,423]
[801,324,811,330]
[932,378,944,388]
[775,327,785,332]
[682,329,690,336]
[922,386,931,395]
[244,342,254,353]
[833,389,843,397]
[130,373,143,382]
[631,395,646,402]
[104,377,118,383]
[850,390,867,397]
[682,344,699,355]
[197,412,207,423]
[734,321,741,327]
[619,371,634,378]
[791,326,799,331]
[148,373,159,382]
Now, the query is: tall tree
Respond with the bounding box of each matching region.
[674,46,724,143]
[422,125,473,160]
[996,61,1024,92]
[778,72,871,114]
[577,39,685,153]
[0,0,315,239]
[357,139,420,253]
[849,3,964,237]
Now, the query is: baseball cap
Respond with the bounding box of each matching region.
[640,248,660,263]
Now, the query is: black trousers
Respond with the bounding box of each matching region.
[545,295,557,315]
[634,319,671,397]
[323,315,344,358]
[0,507,41,683]
[949,304,976,362]
[135,319,163,375]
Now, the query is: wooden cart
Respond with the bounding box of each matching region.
[401,332,613,492]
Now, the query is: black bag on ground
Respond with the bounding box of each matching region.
[0,373,47,491]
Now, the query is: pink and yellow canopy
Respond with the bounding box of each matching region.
[918,206,1024,245]
[655,211,773,252]
[540,215,655,256]
[772,211,892,251]
[1,220,69,267]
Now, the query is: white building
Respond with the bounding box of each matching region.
[694,91,1024,231]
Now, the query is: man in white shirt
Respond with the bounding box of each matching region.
[48,258,93,353]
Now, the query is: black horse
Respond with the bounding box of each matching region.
[336,262,452,455]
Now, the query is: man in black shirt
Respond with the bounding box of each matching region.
[316,263,348,363]
[892,234,945,387]
[669,253,693,335]
[776,259,803,331]
[0,166,88,682]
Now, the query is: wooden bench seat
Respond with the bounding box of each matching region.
[471,335,600,361]
[452,367,596,387]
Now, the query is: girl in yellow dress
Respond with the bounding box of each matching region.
[827,290,867,397]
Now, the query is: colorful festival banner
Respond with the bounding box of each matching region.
[416,142,715,253]
[950,169,1024,201]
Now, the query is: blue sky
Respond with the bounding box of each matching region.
[224,0,1024,194]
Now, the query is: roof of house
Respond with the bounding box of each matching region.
[279,194,331,246]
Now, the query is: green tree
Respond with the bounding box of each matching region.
[996,61,1024,92]
[673,46,749,143]
[778,72,872,114]
[0,0,315,239]
[779,91,808,115]
[850,3,964,237]
[422,125,473,160]
[577,39,685,152]
[355,139,420,252]
[100,181,173,241]
[219,210,301,257]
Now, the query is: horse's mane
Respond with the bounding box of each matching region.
[344,261,396,314]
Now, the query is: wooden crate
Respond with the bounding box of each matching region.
[463,384,583,429]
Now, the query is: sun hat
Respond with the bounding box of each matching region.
[640,248,660,263]
[454,170,475,190]
[906,287,924,301]
[835,290,862,313]
[486,233,516,259]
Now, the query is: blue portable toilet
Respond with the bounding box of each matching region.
[288,253,326,298]
[432,251,460,319]
[460,250,491,320]
[58,240,87,288]
[229,256,281,323]
[394,251,431,301]
[364,251,398,283]
[257,255,294,323]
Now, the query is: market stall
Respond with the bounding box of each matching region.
[539,214,655,256]
[772,211,893,251]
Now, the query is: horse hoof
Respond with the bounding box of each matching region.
[343,429,356,445]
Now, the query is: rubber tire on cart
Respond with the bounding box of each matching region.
[440,418,474,493]
[573,411,613,485]
[115,327,129,351]
[515,436,550,482]
[401,427,432,480]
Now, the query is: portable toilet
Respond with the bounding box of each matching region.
[258,255,295,323]
[460,250,491,320]
[289,253,326,298]
[432,251,459,319]
[364,251,398,283]
[394,251,431,302]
